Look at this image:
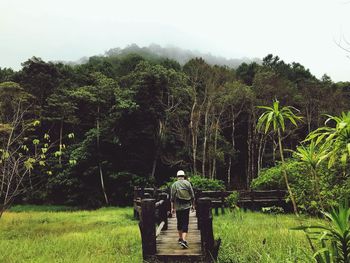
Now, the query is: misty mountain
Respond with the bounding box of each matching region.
[65,44,260,68]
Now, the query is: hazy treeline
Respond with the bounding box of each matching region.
[0,50,349,207]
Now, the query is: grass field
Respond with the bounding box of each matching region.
[0,206,322,262]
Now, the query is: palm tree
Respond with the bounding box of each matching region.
[294,141,328,210]
[307,112,350,171]
[257,99,302,216]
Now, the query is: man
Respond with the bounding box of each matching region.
[171,170,195,249]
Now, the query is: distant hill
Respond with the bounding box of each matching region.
[64,44,260,68]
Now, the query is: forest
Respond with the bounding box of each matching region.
[0,47,350,212]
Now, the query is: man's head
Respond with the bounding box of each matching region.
[176,170,185,179]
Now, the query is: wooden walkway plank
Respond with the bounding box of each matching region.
[155,210,204,262]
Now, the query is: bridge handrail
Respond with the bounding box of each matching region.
[138,193,170,260]
[197,198,221,261]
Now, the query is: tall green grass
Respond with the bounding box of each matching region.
[0,206,141,263]
[214,210,322,262]
[0,206,323,262]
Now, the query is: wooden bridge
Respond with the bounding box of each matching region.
[137,194,221,262]
[134,187,289,262]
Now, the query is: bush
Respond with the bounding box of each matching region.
[251,158,350,214]
[226,191,239,209]
[161,174,225,191]
[251,159,303,190]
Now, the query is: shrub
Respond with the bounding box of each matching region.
[251,159,303,190]
[226,191,239,209]
[292,199,350,262]
[161,174,225,191]
[251,158,350,214]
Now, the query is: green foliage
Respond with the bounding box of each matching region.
[162,175,225,191]
[252,159,302,190]
[226,191,239,209]
[292,200,350,262]
[1,51,349,210]
[189,175,225,190]
[257,99,302,134]
[252,157,350,214]
[307,111,350,169]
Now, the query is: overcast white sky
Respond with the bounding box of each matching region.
[1,0,349,81]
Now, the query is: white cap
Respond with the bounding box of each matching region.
[176,170,185,177]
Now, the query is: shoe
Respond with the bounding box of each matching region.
[178,238,183,245]
[180,240,189,249]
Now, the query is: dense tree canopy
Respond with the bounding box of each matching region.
[0,52,349,207]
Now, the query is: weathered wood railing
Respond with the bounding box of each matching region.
[138,195,170,261]
[133,186,170,220]
[237,189,289,211]
[197,198,221,261]
[196,190,228,215]
[134,187,290,219]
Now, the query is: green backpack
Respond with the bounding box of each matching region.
[176,185,192,201]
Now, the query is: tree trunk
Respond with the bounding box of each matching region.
[251,111,257,184]
[97,105,109,205]
[277,128,298,216]
[257,134,266,175]
[227,110,236,187]
[247,114,252,189]
[202,101,211,177]
[150,151,158,181]
[211,121,218,179]
[59,118,63,165]
[190,96,198,175]
[212,110,223,180]
[272,135,277,165]
[227,157,232,187]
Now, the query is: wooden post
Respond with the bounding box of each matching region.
[139,199,156,260]
[158,193,168,230]
[221,190,225,215]
[133,186,139,219]
[215,207,219,216]
[198,198,215,261]
[165,189,172,218]
[153,186,157,199]
[141,187,145,198]
[195,189,202,220]
[251,189,255,210]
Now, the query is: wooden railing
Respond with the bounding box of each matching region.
[196,190,228,215]
[197,198,221,260]
[133,186,170,220]
[134,186,290,219]
[138,195,170,260]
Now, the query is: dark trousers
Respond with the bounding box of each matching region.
[176,208,190,233]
